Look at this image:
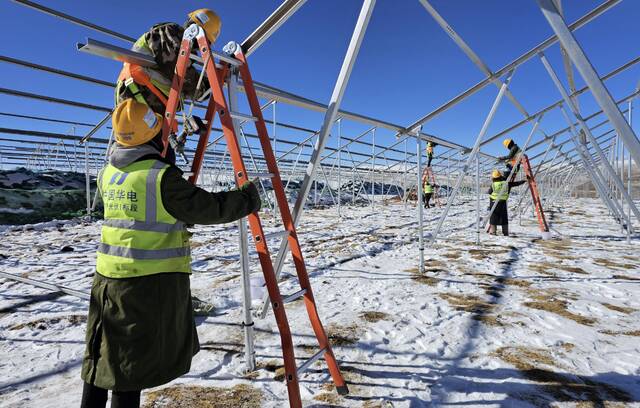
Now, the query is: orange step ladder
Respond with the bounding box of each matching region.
[520,155,549,232]
[160,25,348,407]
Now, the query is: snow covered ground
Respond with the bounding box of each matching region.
[1,197,639,407]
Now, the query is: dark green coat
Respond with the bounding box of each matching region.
[81,144,260,391]
[497,143,521,162]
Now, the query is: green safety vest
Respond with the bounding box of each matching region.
[96,160,191,278]
[490,181,509,201]
[424,182,433,193]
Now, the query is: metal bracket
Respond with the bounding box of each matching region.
[223,41,240,56]
[183,24,202,41]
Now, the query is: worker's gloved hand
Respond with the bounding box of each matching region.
[240,181,262,213]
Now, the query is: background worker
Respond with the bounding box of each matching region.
[80,100,261,408]
[115,9,222,115]
[497,138,522,177]
[422,175,437,209]
[487,169,525,236]
[426,141,436,168]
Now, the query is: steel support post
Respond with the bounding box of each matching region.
[475,156,480,245]
[417,128,425,273]
[537,0,640,168]
[428,71,514,246]
[337,119,342,217]
[627,99,634,243]
[259,0,376,319]
[404,138,409,208]
[228,70,256,371]
[447,151,451,198]
[540,53,640,224]
[371,128,376,210]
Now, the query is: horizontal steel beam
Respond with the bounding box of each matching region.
[11,0,136,42]
[402,0,620,134]
[241,0,307,57]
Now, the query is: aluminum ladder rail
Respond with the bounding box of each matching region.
[159,24,348,408]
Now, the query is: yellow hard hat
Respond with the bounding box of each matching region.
[492,169,502,179]
[502,138,512,148]
[112,99,163,147]
[189,9,221,44]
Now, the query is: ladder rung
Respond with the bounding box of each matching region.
[282,288,306,304]
[297,347,326,376]
[210,50,243,67]
[189,51,242,69]
[230,111,258,122]
[247,172,275,179]
[265,230,290,240]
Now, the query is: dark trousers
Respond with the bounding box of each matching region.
[427,154,433,167]
[423,193,433,208]
[505,163,521,179]
[81,382,141,408]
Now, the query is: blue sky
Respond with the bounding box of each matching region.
[1,0,639,168]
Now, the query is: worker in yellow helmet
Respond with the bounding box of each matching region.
[421,167,438,208]
[80,99,260,408]
[422,177,438,208]
[426,141,436,167]
[497,138,522,177]
[487,169,525,236]
[115,9,222,116]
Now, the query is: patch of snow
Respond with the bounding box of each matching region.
[1,198,639,407]
[0,207,34,214]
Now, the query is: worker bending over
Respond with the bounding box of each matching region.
[115,9,221,115]
[487,169,525,236]
[80,100,261,408]
[497,138,522,177]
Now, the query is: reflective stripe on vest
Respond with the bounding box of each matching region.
[97,159,191,278]
[490,181,509,201]
[118,64,171,106]
[116,34,172,107]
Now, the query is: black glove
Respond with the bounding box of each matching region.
[240,181,262,213]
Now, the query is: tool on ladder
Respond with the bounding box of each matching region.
[160,23,348,407]
[168,115,207,165]
[520,155,549,232]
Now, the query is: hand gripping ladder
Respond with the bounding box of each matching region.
[160,24,348,407]
[520,155,549,232]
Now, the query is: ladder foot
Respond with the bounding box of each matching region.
[336,385,350,395]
